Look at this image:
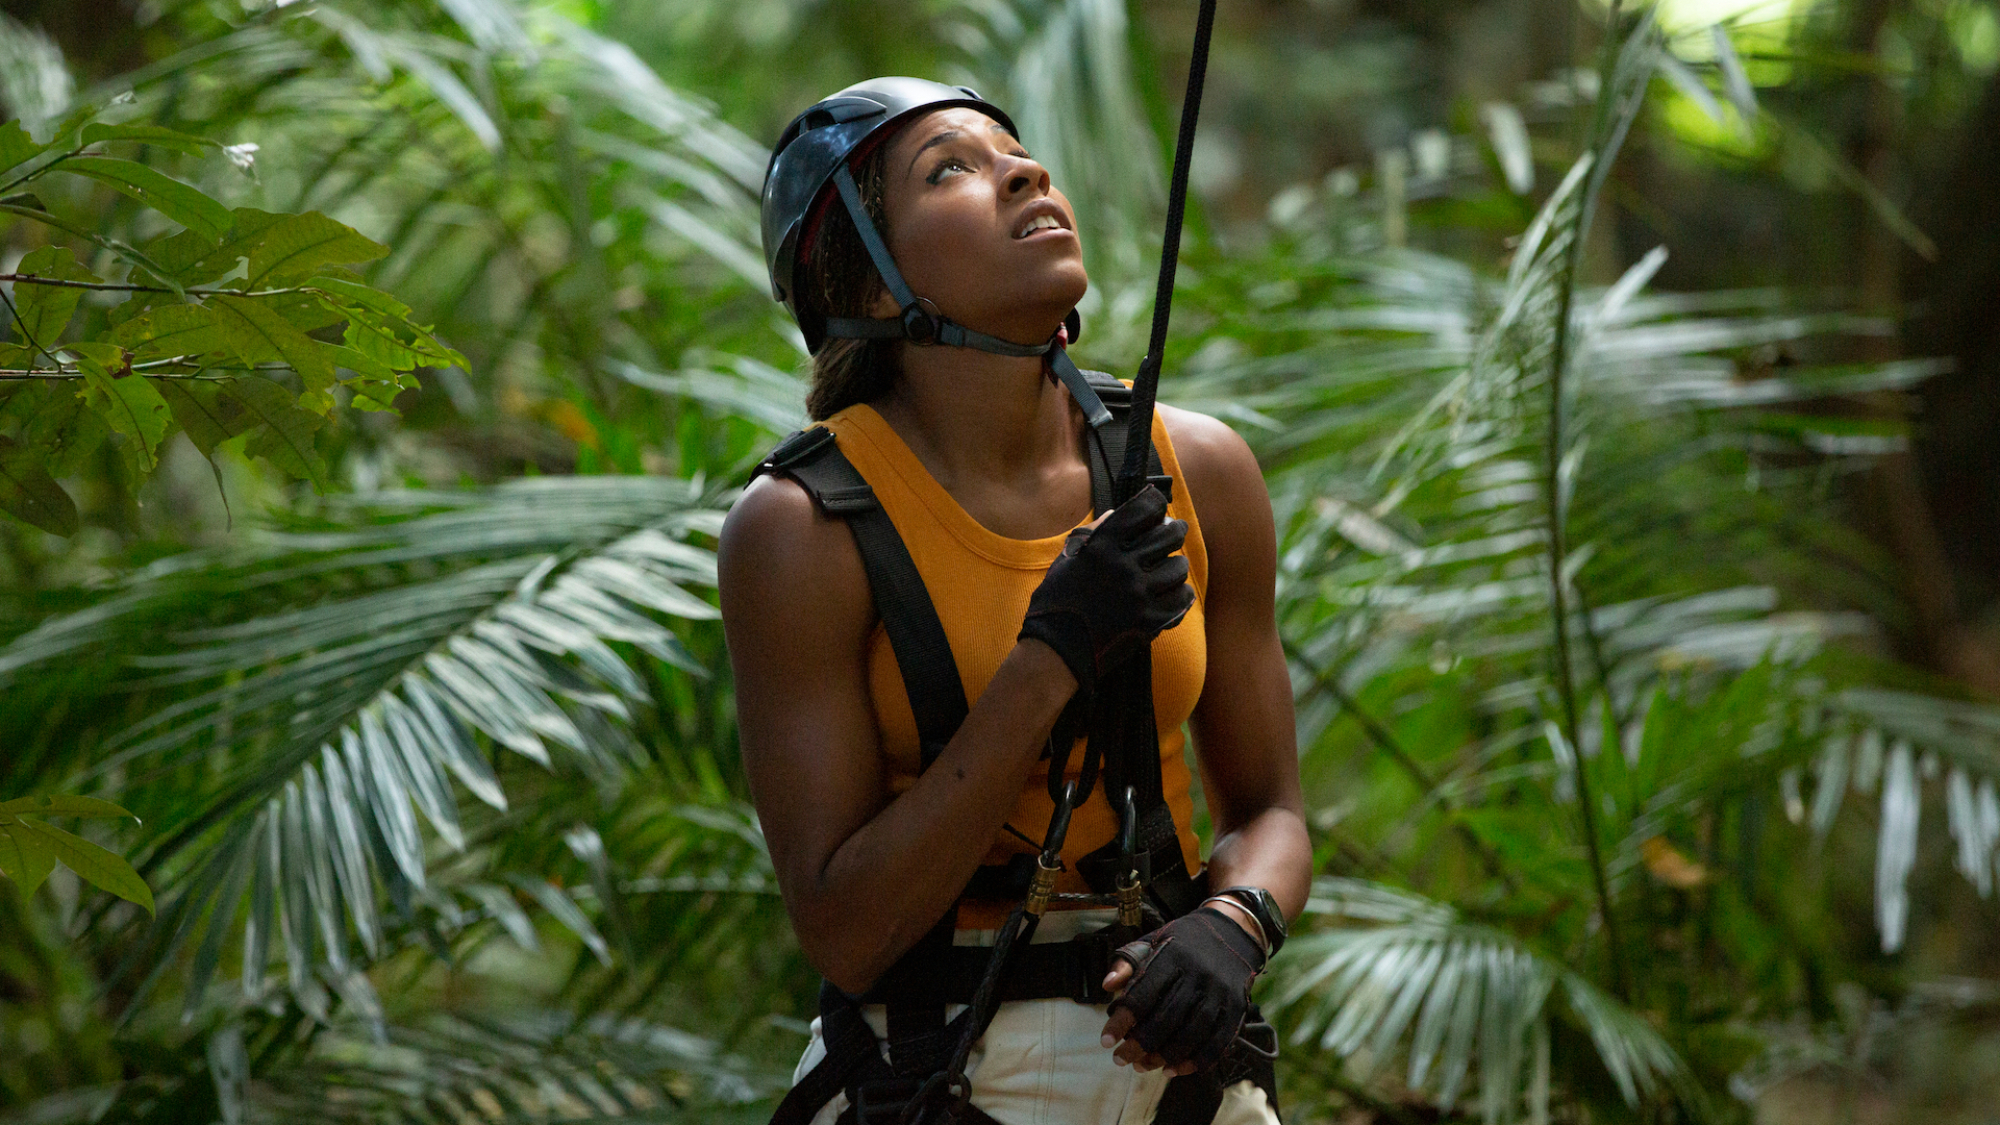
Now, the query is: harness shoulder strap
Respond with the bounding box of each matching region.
[1080,370,1166,516]
[758,427,968,764]
[757,427,967,1115]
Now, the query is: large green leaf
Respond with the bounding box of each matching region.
[246,211,389,288]
[0,379,107,478]
[0,119,47,175]
[0,794,141,819]
[228,375,330,487]
[327,345,416,412]
[0,432,79,536]
[155,377,242,502]
[10,245,100,348]
[157,374,327,487]
[312,278,466,373]
[154,378,245,459]
[142,208,290,287]
[0,821,58,897]
[112,302,234,358]
[79,122,217,157]
[7,815,154,913]
[69,342,170,474]
[52,156,234,240]
[210,294,338,401]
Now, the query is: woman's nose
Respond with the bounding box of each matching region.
[1001,155,1051,198]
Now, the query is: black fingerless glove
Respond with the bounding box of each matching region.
[1018,485,1194,696]
[1107,907,1266,1072]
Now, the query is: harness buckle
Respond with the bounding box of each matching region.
[851,1077,923,1124]
[762,426,836,473]
[1071,931,1116,1004]
[814,483,880,514]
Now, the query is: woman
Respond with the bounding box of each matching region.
[720,78,1310,1125]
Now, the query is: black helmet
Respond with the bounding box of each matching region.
[759,77,1105,429]
[762,77,1017,353]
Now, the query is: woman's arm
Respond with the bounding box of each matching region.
[720,474,1078,995]
[1099,406,1311,1073]
[1166,405,1310,923]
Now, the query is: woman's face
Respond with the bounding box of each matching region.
[872,108,1088,342]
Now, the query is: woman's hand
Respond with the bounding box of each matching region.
[1095,907,1265,1074]
[1018,484,1194,696]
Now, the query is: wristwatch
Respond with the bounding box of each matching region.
[1211,885,1287,958]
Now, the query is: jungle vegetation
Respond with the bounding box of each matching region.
[1,0,1998,1121]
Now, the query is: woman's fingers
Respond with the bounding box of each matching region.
[1144,555,1191,594]
[1111,1041,1195,1074]
[1103,960,1134,993]
[1100,1004,1136,1049]
[1128,519,1188,563]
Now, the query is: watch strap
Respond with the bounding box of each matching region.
[1212,885,1285,958]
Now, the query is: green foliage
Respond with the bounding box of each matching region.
[0,794,152,913]
[1,0,1998,1123]
[0,115,462,535]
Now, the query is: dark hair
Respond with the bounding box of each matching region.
[801,143,897,420]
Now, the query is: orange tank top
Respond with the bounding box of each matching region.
[820,403,1208,930]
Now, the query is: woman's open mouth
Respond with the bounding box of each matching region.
[1013,203,1072,239]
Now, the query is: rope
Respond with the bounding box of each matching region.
[1117,0,1221,503]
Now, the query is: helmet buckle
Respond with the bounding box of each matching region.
[902,301,942,345]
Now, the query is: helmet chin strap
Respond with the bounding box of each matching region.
[819,163,1113,432]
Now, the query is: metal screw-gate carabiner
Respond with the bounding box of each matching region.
[1026,780,1078,917]
[1115,786,1145,927]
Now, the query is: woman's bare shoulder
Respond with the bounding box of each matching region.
[718,473,872,633]
[1156,404,1268,528]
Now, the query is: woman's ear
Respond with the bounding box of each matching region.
[867,280,899,318]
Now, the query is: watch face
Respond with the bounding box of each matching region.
[1250,887,1286,939]
[1224,886,1285,951]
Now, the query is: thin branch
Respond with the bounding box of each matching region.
[1571,580,1628,730]
[0,147,86,199]
[0,361,290,381]
[0,274,315,299]
[0,284,62,371]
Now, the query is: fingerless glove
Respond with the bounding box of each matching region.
[1018,485,1194,696]
[1107,907,1265,1071]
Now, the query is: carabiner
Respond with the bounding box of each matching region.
[1116,786,1145,927]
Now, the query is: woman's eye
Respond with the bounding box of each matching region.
[927,157,973,183]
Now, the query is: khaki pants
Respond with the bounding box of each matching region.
[791,913,1280,1125]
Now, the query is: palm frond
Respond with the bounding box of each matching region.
[1269,877,1702,1123]
[0,476,728,1009]
[247,1010,783,1125]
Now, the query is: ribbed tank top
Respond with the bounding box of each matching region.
[820,402,1207,930]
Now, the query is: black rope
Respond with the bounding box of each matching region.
[1117,0,1221,503]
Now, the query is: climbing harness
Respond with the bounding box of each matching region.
[756,4,1273,1121]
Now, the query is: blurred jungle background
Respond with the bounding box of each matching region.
[1,0,1998,1121]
